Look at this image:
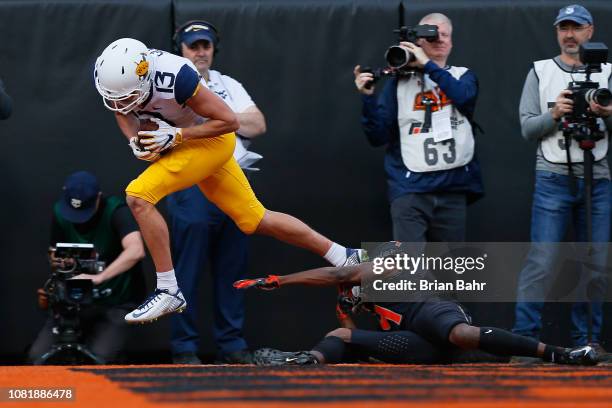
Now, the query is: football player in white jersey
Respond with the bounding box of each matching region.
[93,38,364,324]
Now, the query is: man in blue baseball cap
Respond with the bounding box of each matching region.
[553,4,593,26]
[514,4,612,360]
[28,171,146,364]
[57,171,102,224]
[177,21,219,50]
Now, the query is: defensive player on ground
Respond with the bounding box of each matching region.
[234,242,598,366]
[93,38,365,324]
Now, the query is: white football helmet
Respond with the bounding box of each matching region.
[94,38,155,114]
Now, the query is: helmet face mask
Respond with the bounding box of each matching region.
[94,38,154,115]
[101,89,148,114]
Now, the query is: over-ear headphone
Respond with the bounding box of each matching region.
[173,20,221,55]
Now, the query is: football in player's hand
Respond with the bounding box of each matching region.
[139,119,159,132]
[136,120,160,151]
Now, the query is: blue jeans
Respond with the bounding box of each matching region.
[513,171,610,346]
[166,185,249,356]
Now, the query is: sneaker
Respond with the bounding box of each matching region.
[555,345,599,366]
[172,351,202,365]
[216,349,254,365]
[343,248,368,266]
[125,288,186,324]
[588,343,612,363]
[253,348,318,366]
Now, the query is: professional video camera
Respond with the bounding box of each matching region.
[34,243,106,365]
[362,24,439,89]
[385,25,439,69]
[561,42,612,143]
[46,243,106,306]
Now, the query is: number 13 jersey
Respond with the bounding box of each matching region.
[135,49,210,128]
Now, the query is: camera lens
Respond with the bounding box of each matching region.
[592,88,611,107]
[385,46,412,69]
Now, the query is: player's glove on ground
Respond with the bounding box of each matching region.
[233,275,280,290]
[138,118,183,153]
[337,285,364,314]
[129,137,160,162]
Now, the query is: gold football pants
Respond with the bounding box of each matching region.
[126,133,265,234]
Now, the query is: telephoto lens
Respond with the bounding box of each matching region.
[385,45,413,69]
[586,88,611,107]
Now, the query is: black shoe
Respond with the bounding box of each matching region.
[172,351,202,365]
[217,349,253,364]
[555,345,599,366]
[253,348,318,366]
[588,343,612,363]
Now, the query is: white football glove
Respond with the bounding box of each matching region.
[137,118,183,153]
[129,137,160,162]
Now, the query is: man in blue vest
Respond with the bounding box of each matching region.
[354,12,483,244]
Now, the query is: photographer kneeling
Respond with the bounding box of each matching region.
[353,12,482,246]
[28,171,145,364]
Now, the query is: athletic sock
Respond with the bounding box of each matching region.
[156,270,179,292]
[312,335,346,363]
[479,327,540,357]
[324,243,347,267]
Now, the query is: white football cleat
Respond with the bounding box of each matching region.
[343,248,368,266]
[125,288,186,324]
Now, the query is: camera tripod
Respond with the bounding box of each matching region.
[33,308,104,365]
[563,121,606,345]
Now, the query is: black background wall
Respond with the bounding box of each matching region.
[0,0,611,362]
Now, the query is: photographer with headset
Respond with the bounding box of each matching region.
[166,20,266,365]
[28,171,145,364]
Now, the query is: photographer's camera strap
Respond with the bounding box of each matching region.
[421,76,433,132]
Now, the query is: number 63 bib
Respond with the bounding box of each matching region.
[396,67,475,173]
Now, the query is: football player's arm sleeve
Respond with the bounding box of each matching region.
[174,64,200,105]
[0,78,13,120]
